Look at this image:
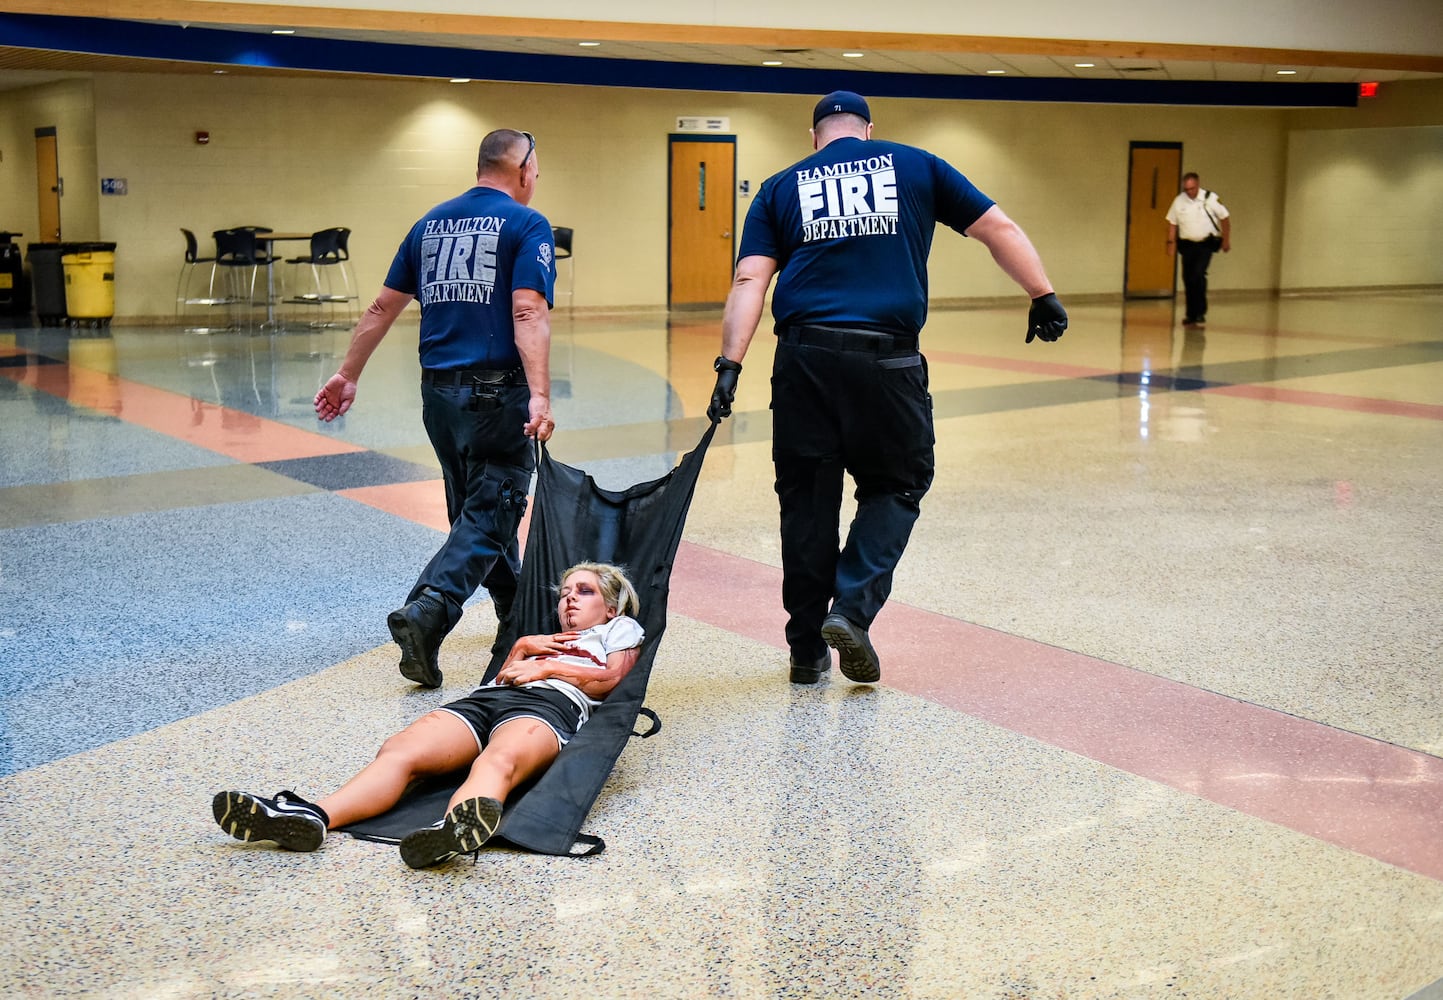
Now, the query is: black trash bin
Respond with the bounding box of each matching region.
[0,232,28,315]
[27,242,73,327]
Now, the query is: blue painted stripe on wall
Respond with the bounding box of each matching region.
[0,14,1359,108]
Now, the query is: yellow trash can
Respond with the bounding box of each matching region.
[61,242,117,322]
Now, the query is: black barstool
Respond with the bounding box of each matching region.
[175,228,229,333]
[552,226,573,306]
[213,228,280,332]
[282,227,358,330]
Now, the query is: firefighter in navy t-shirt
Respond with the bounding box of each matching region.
[315,129,556,690]
[709,91,1068,686]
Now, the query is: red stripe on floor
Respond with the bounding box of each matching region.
[1,361,364,461]
[1204,383,1443,420]
[338,480,450,532]
[1196,323,1406,346]
[668,541,1443,882]
[339,479,535,543]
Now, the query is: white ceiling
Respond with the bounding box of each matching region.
[253,26,1437,82]
[0,15,1437,91]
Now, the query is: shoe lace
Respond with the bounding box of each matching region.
[274,790,325,825]
[455,820,482,866]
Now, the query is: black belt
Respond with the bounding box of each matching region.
[777,324,917,353]
[421,367,527,387]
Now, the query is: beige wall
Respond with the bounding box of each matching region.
[0,78,100,243]
[1281,79,1443,290]
[2,72,1438,319]
[1280,125,1443,289]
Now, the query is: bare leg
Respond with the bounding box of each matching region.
[316,711,479,829]
[447,716,563,810]
[395,716,563,868]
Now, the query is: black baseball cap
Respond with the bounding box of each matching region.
[812,90,871,127]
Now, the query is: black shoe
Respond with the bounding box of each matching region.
[398,796,503,870]
[821,613,881,684]
[388,588,448,688]
[212,790,328,852]
[788,652,831,684]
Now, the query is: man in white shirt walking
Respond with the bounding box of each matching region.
[1165,172,1231,327]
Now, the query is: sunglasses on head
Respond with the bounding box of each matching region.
[519,131,535,169]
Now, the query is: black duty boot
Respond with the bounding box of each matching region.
[788,652,832,684]
[388,587,449,688]
[821,613,881,684]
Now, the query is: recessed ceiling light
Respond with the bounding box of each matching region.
[762,60,783,66]
[270,29,294,35]
[578,41,601,47]
[213,69,228,75]
[1074,62,1095,68]
[450,78,471,84]
[986,69,1006,75]
[843,52,864,58]
[1276,69,1298,75]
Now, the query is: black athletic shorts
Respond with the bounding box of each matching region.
[439,685,584,751]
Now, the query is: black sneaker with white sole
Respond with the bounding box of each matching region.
[398,796,502,870]
[821,612,881,684]
[212,790,329,852]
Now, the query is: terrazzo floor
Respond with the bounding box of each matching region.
[1,292,1441,999]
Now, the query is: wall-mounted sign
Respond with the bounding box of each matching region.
[675,116,731,132]
[100,178,128,195]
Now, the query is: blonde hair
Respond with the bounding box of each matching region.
[559,562,640,619]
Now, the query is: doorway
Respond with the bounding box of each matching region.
[1124,142,1181,298]
[35,127,61,242]
[668,135,736,309]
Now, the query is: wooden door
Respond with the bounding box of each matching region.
[668,136,735,309]
[1125,142,1181,298]
[35,128,61,241]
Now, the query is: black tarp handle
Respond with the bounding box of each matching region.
[566,834,606,856]
[632,706,661,738]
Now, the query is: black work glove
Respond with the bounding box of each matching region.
[1026,292,1068,344]
[707,356,742,421]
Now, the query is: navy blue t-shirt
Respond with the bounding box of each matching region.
[738,137,995,336]
[384,186,555,370]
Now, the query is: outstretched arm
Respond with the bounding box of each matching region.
[314,286,413,421]
[966,205,1067,343]
[964,205,1055,298]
